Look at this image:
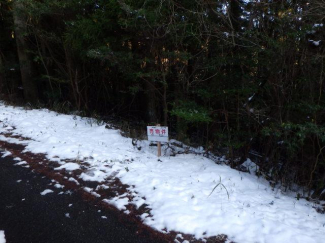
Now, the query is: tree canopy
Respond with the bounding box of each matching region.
[1,0,325,198]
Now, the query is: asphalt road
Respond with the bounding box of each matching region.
[0,151,161,243]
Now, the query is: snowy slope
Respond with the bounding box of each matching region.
[0,102,325,243]
[0,231,5,243]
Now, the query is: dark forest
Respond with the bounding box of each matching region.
[1,0,325,198]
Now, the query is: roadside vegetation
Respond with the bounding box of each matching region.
[0,0,325,199]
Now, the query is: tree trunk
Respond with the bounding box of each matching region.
[145,81,157,123]
[13,0,38,104]
[162,72,168,126]
[0,54,4,92]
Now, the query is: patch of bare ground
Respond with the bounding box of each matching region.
[0,134,230,243]
[1,132,31,141]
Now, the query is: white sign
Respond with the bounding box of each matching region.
[147,126,169,142]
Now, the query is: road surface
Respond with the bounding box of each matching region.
[0,150,165,243]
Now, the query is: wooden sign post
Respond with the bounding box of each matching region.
[157,124,162,157]
[147,125,169,157]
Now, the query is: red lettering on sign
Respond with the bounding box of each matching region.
[149,129,154,135]
[162,129,166,135]
[155,129,160,135]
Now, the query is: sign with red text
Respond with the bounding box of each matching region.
[147,126,169,142]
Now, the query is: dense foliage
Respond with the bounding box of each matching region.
[1,0,324,198]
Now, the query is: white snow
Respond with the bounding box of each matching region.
[79,170,107,182]
[83,187,101,197]
[0,231,5,243]
[314,23,323,28]
[242,158,259,173]
[309,39,321,46]
[40,189,54,195]
[248,93,255,101]
[68,177,79,185]
[14,161,27,166]
[103,197,129,210]
[0,135,28,145]
[54,183,64,189]
[1,151,11,158]
[54,162,80,171]
[0,102,325,243]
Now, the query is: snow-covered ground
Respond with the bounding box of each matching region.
[0,231,5,243]
[0,102,325,243]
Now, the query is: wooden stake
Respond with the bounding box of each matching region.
[157,141,161,157]
[157,124,161,157]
